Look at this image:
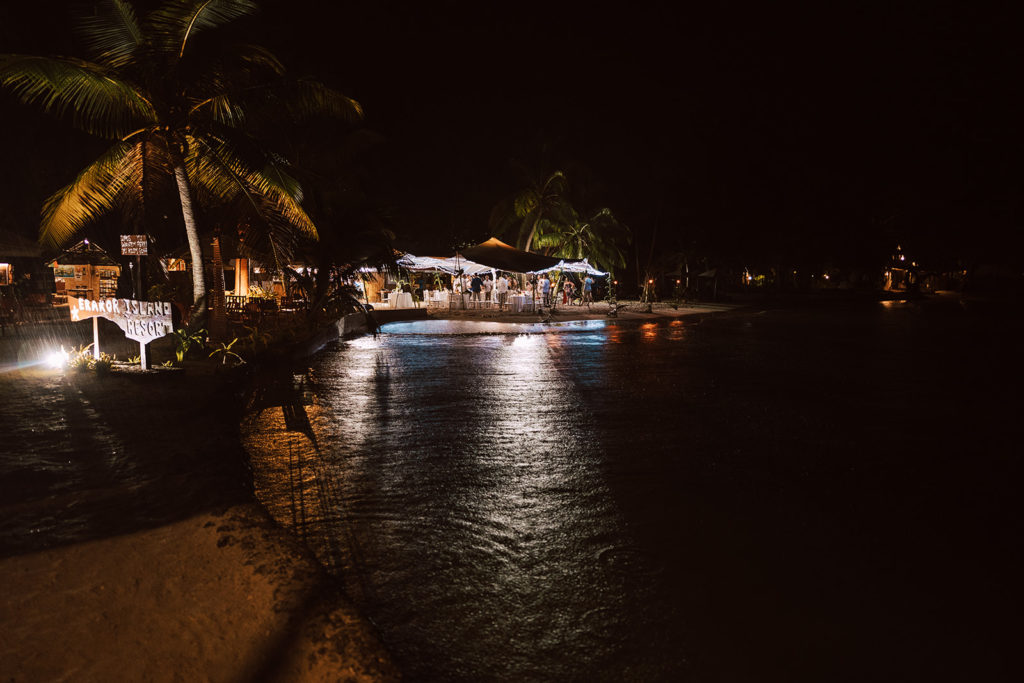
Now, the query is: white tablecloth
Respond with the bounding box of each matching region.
[510,295,526,312]
[427,291,449,304]
[391,292,414,309]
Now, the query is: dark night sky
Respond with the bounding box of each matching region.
[2,0,1022,268]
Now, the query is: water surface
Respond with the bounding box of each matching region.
[244,302,1020,682]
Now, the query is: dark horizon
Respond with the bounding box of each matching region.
[2,0,1022,272]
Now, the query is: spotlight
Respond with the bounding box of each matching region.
[44,348,68,370]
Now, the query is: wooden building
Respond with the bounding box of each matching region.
[49,239,121,305]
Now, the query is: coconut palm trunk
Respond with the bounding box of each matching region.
[2,0,362,331]
[524,216,541,253]
[173,163,207,315]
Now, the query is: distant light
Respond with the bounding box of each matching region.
[746,275,752,281]
[44,348,68,370]
[613,280,618,285]
[823,273,830,280]
[675,279,680,284]
[648,279,653,284]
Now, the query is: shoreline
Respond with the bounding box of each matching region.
[0,301,739,680]
[1,504,397,681]
[0,361,397,681]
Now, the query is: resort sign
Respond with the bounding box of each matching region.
[70,297,173,368]
[120,234,148,256]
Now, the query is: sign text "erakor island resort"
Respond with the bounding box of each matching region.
[69,297,173,368]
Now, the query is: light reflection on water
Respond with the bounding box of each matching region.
[243,319,684,681]
[242,304,1021,682]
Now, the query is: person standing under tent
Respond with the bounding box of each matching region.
[495,273,509,310]
[563,278,575,305]
[470,273,483,303]
[582,275,594,305]
[540,275,551,306]
[483,275,494,305]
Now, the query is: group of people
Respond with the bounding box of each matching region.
[450,272,596,308]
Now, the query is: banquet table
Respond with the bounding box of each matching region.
[425,291,449,305]
[392,292,414,309]
[510,295,526,312]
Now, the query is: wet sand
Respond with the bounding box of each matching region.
[1,505,396,681]
[0,349,396,680]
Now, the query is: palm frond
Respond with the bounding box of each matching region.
[187,135,317,240]
[74,0,143,69]
[542,170,569,195]
[283,78,363,123]
[184,42,286,118]
[513,189,540,218]
[118,132,179,230]
[0,55,155,138]
[145,0,261,59]
[40,142,135,247]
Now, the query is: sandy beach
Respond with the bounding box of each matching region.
[1,505,396,681]
[0,337,397,681]
[0,301,728,681]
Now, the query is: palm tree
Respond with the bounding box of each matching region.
[0,0,361,318]
[533,207,630,272]
[488,169,573,252]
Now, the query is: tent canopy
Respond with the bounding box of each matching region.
[399,238,606,276]
[458,238,563,273]
[528,258,607,276]
[397,254,491,275]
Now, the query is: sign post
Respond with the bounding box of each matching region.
[70,297,173,370]
[121,235,148,300]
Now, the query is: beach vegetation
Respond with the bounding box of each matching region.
[490,170,573,252]
[532,206,629,272]
[67,344,115,374]
[0,0,362,324]
[68,345,95,373]
[171,327,207,362]
[241,323,273,352]
[208,337,245,366]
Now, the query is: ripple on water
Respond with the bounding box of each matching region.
[596,544,666,577]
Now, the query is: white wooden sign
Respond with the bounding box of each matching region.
[69,298,173,369]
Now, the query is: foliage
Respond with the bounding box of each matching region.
[532,207,629,271]
[67,344,95,372]
[489,170,573,252]
[171,326,207,362]
[67,344,115,374]
[0,0,362,307]
[491,166,630,271]
[247,285,276,299]
[208,337,245,366]
[93,352,115,375]
[242,323,273,352]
